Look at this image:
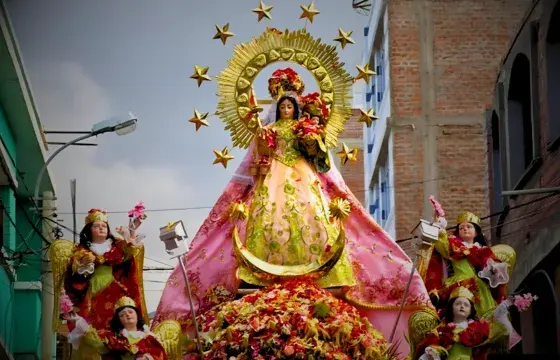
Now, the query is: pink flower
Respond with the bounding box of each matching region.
[429,195,445,217]
[512,293,538,312]
[128,201,147,220]
[59,291,74,314]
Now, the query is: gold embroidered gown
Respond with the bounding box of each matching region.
[237,118,355,287]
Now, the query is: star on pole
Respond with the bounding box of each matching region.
[213,147,235,168]
[355,64,377,84]
[336,143,359,165]
[213,23,235,45]
[357,108,379,128]
[300,3,320,23]
[252,1,273,22]
[189,109,210,131]
[190,65,211,87]
[333,28,355,49]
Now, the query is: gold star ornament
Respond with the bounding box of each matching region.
[213,23,234,45]
[355,64,376,84]
[252,1,273,22]
[333,28,355,49]
[300,3,320,23]
[336,143,359,165]
[329,198,351,223]
[190,65,211,87]
[357,108,379,127]
[213,146,235,168]
[189,109,209,131]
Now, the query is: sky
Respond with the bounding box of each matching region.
[6,0,368,312]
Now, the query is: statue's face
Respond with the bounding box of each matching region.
[452,297,472,321]
[458,222,476,242]
[118,307,138,328]
[91,221,108,240]
[279,99,295,119]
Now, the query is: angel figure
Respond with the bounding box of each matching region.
[410,287,519,360]
[50,208,149,335]
[423,210,516,318]
[65,296,169,360]
[153,68,433,357]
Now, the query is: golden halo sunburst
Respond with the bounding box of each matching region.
[215,28,353,149]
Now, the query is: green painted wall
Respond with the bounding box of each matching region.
[1,186,15,251]
[0,268,14,353]
[13,289,41,356]
[0,105,16,177]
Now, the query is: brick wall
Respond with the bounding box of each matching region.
[339,109,365,205]
[388,0,531,248]
[491,0,560,278]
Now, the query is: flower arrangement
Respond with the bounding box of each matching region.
[195,280,391,359]
[59,290,75,318]
[428,195,445,218]
[300,92,330,121]
[268,68,305,98]
[418,319,490,358]
[293,116,327,157]
[128,201,147,221]
[510,293,537,312]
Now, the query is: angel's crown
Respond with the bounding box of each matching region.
[456,211,481,226]
[85,208,108,225]
[114,296,136,311]
[450,286,475,302]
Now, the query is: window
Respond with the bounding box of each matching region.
[507,54,534,185]
[491,111,503,212]
[546,3,560,143]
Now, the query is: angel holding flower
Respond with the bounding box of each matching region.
[51,203,150,341]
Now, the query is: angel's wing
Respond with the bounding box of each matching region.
[151,320,183,360]
[49,239,76,332]
[407,310,440,358]
[133,244,150,323]
[491,244,517,276]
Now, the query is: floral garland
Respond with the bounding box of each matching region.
[268,68,305,98]
[195,280,390,359]
[416,320,490,359]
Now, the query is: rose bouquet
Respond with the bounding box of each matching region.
[195,280,391,359]
[59,290,76,319]
[510,293,538,312]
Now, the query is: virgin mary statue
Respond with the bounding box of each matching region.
[153,67,433,356]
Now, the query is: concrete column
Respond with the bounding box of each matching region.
[41,191,55,360]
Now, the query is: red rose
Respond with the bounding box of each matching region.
[458,320,489,347]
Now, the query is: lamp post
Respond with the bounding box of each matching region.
[33,116,138,204]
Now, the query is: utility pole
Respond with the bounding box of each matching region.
[41,191,56,360]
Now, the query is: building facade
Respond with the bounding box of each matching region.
[486,0,560,355]
[0,1,56,359]
[361,0,532,253]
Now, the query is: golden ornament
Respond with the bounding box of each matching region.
[336,143,358,165]
[114,296,136,311]
[252,0,273,22]
[333,28,355,49]
[213,23,235,45]
[215,28,353,149]
[228,201,249,223]
[300,3,320,23]
[213,146,235,168]
[355,64,376,84]
[329,198,351,222]
[190,65,211,87]
[357,108,378,128]
[189,109,210,131]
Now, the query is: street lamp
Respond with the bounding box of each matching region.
[33,115,138,204]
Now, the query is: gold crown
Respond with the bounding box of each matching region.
[114,296,136,311]
[456,211,481,226]
[85,208,108,225]
[450,286,475,302]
